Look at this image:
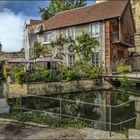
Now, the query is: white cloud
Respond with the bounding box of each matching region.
[0,9,35,52]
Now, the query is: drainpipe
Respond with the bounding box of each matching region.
[119,17,122,41]
[102,19,106,74]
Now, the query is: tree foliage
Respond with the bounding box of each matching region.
[39,0,87,20]
[34,41,45,58]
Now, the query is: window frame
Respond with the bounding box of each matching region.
[91,22,100,37]
[132,7,136,15]
[67,27,75,39]
[67,54,75,68]
[91,52,100,68]
[44,31,52,44]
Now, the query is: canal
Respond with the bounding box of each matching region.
[5,89,136,132]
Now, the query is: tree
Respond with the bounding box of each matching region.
[34,41,45,58]
[75,32,99,62]
[39,0,87,20]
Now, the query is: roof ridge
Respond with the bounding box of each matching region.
[40,0,129,31]
[45,1,109,24]
[57,1,109,15]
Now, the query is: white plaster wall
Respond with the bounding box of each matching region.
[24,22,106,66]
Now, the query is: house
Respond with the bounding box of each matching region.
[24,0,135,74]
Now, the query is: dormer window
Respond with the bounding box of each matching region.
[91,22,100,37]
[67,27,75,39]
[44,32,52,43]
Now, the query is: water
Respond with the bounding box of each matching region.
[57,90,136,130]
[10,90,135,131]
[0,81,9,113]
[0,82,136,131]
[0,81,7,98]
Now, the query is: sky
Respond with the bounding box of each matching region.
[0,0,95,52]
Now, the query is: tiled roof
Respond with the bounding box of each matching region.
[30,19,45,26]
[42,0,128,31]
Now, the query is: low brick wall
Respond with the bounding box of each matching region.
[8,79,101,97]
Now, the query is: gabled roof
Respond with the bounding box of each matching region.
[42,0,128,31]
[30,19,45,26]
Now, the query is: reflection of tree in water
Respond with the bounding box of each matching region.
[0,61,5,78]
[61,91,101,120]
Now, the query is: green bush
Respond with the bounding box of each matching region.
[66,70,76,81]
[27,69,53,82]
[88,68,98,79]
[3,68,8,78]
[15,70,25,84]
[40,70,52,81]
[77,71,88,79]
[120,74,136,89]
[117,65,130,74]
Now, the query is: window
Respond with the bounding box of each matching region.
[91,22,100,37]
[132,8,136,15]
[68,54,75,68]
[131,0,137,5]
[44,32,52,43]
[91,52,99,67]
[67,27,75,39]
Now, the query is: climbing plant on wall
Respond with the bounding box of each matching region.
[50,32,99,62]
[34,41,45,58]
[74,32,99,62]
[50,35,69,59]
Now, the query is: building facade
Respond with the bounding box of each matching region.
[131,0,140,52]
[24,0,135,74]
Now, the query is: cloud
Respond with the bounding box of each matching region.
[0,8,36,52]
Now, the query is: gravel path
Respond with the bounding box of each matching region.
[0,121,127,139]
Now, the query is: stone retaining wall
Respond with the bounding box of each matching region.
[8,79,101,97]
[130,95,140,129]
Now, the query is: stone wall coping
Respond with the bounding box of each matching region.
[9,79,100,85]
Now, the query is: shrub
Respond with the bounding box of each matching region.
[120,74,136,89]
[66,70,76,81]
[40,70,52,81]
[88,68,98,79]
[15,70,25,84]
[59,65,69,80]
[10,65,25,84]
[3,68,8,78]
[77,71,88,79]
[117,65,130,74]
[28,73,38,82]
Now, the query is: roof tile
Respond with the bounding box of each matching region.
[42,0,128,31]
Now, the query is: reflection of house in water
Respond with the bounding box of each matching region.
[62,90,135,131]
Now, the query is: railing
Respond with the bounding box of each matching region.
[0,94,136,137]
[111,32,134,46]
